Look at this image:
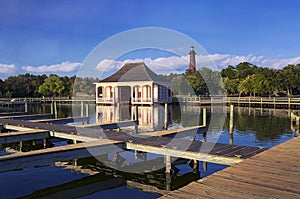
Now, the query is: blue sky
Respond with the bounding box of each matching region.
[1,0,300,79]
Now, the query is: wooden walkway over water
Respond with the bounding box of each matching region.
[160,135,300,199]
[175,96,300,109]
[0,113,265,173]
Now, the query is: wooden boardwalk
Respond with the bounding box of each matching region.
[0,115,265,172]
[174,96,300,109]
[160,135,300,199]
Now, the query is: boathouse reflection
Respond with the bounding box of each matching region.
[96,104,172,132]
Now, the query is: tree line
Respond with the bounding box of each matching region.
[162,62,300,97]
[1,62,299,98]
[0,74,98,98]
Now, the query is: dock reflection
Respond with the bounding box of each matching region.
[20,157,200,198]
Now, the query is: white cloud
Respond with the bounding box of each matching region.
[96,56,189,75]
[96,54,300,76]
[22,61,81,73]
[207,54,300,69]
[0,63,16,74]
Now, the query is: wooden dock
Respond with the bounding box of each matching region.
[0,114,265,173]
[160,135,300,198]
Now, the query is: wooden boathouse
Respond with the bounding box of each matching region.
[95,62,172,105]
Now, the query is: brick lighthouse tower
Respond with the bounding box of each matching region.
[189,46,196,72]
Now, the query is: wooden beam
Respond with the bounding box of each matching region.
[0,114,54,120]
[50,131,99,142]
[0,129,50,144]
[76,120,138,130]
[0,140,124,172]
[0,112,27,117]
[29,117,90,124]
[126,142,243,165]
[140,125,206,137]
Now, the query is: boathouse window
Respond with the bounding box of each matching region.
[98,87,103,97]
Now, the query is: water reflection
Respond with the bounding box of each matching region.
[19,157,200,198]
[96,104,172,132]
[0,104,298,198]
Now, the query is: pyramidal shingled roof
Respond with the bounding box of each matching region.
[100,62,169,82]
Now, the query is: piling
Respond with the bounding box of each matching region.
[24,101,28,113]
[164,103,168,130]
[193,159,199,173]
[54,101,58,119]
[203,108,206,127]
[19,141,23,152]
[81,102,84,117]
[135,105,139,134]
[85,103,89,117]
[229,104,234,144]
[50,101,54,114]
[165,155,171,174]
[229,105,234,132]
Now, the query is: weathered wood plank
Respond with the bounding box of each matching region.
[140,125,206,137]
[30,117,90,124]
[126,142,243,165]
[76,120,138,130]
[160,136,300,199]
[0,112,27,117]
[0,129,50,144]
[0,114,54,120]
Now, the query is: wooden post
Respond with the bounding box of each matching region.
[19,141,23,152]
[54,101,57,119]
[164,103,168,130]
[229,104,234,132]
[85,103,89,117]
[73,159,78,166]
[81,101,84,117]
[50,101,54,114]
[203,108,206,127]
[43,138,47,148]
[73,139,77,144]
[116,103,120,121]
[193,159,199,173]
[248,97,251,107]
[24,101,28,113]
[203,161,207,172]
[230,132,234,145]
[260,97,263,108]
[165,155,171,174]
[273,98,276,109]
[288,98,291,110]
[165,172,171,191]
[135,105,138,134]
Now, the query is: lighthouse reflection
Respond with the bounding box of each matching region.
[96,104,172,132]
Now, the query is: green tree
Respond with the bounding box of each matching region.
[238,75,255,96]
[236,62,257,79]
[38,75,68,97]
[223,77,239,94]
[280,64,300,96]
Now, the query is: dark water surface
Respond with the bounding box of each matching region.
[0,104,297,199]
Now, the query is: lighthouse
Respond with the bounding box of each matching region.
[189,46,196,72]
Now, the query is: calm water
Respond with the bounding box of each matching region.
[0,104,297,198]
